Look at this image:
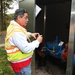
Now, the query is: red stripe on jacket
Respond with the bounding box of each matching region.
[10,58,32,72]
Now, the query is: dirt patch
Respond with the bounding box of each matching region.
[0,31,6,44]
[35,60,66,75]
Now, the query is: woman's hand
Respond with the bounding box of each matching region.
[37,35,43,43]
[30,33,40,39]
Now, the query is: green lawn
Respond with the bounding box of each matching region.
[0,47,14,75]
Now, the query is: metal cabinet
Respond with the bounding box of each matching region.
[19,0,35,75]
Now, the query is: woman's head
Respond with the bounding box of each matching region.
[14,9,29,27]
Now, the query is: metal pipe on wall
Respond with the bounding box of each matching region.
[66,0,75,75]
[43,6,46,41]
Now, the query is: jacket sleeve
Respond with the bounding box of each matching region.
[27,32,31,37]
[9,32,40,53]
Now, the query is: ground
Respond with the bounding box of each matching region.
[0,31,6,45]
[35,58,66,75]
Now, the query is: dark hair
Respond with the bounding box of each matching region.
[14,9,28,20]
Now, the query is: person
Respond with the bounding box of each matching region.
[5,9,43,75]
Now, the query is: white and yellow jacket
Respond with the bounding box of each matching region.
[5,20,40,63]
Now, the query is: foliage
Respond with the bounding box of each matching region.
[5,14,14,28]
[0,0,13,31]
[0,47,14,75]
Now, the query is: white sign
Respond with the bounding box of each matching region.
[36,5,42,17]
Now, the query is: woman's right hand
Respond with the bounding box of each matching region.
[37,35,43,43]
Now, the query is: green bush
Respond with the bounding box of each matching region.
[0,47,14,75]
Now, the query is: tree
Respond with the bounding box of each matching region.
[0,0,13,31]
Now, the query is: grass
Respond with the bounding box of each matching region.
[0,47,14,75]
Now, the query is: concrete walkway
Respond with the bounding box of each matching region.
[0,44,5,47]
[0,31,6,47]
